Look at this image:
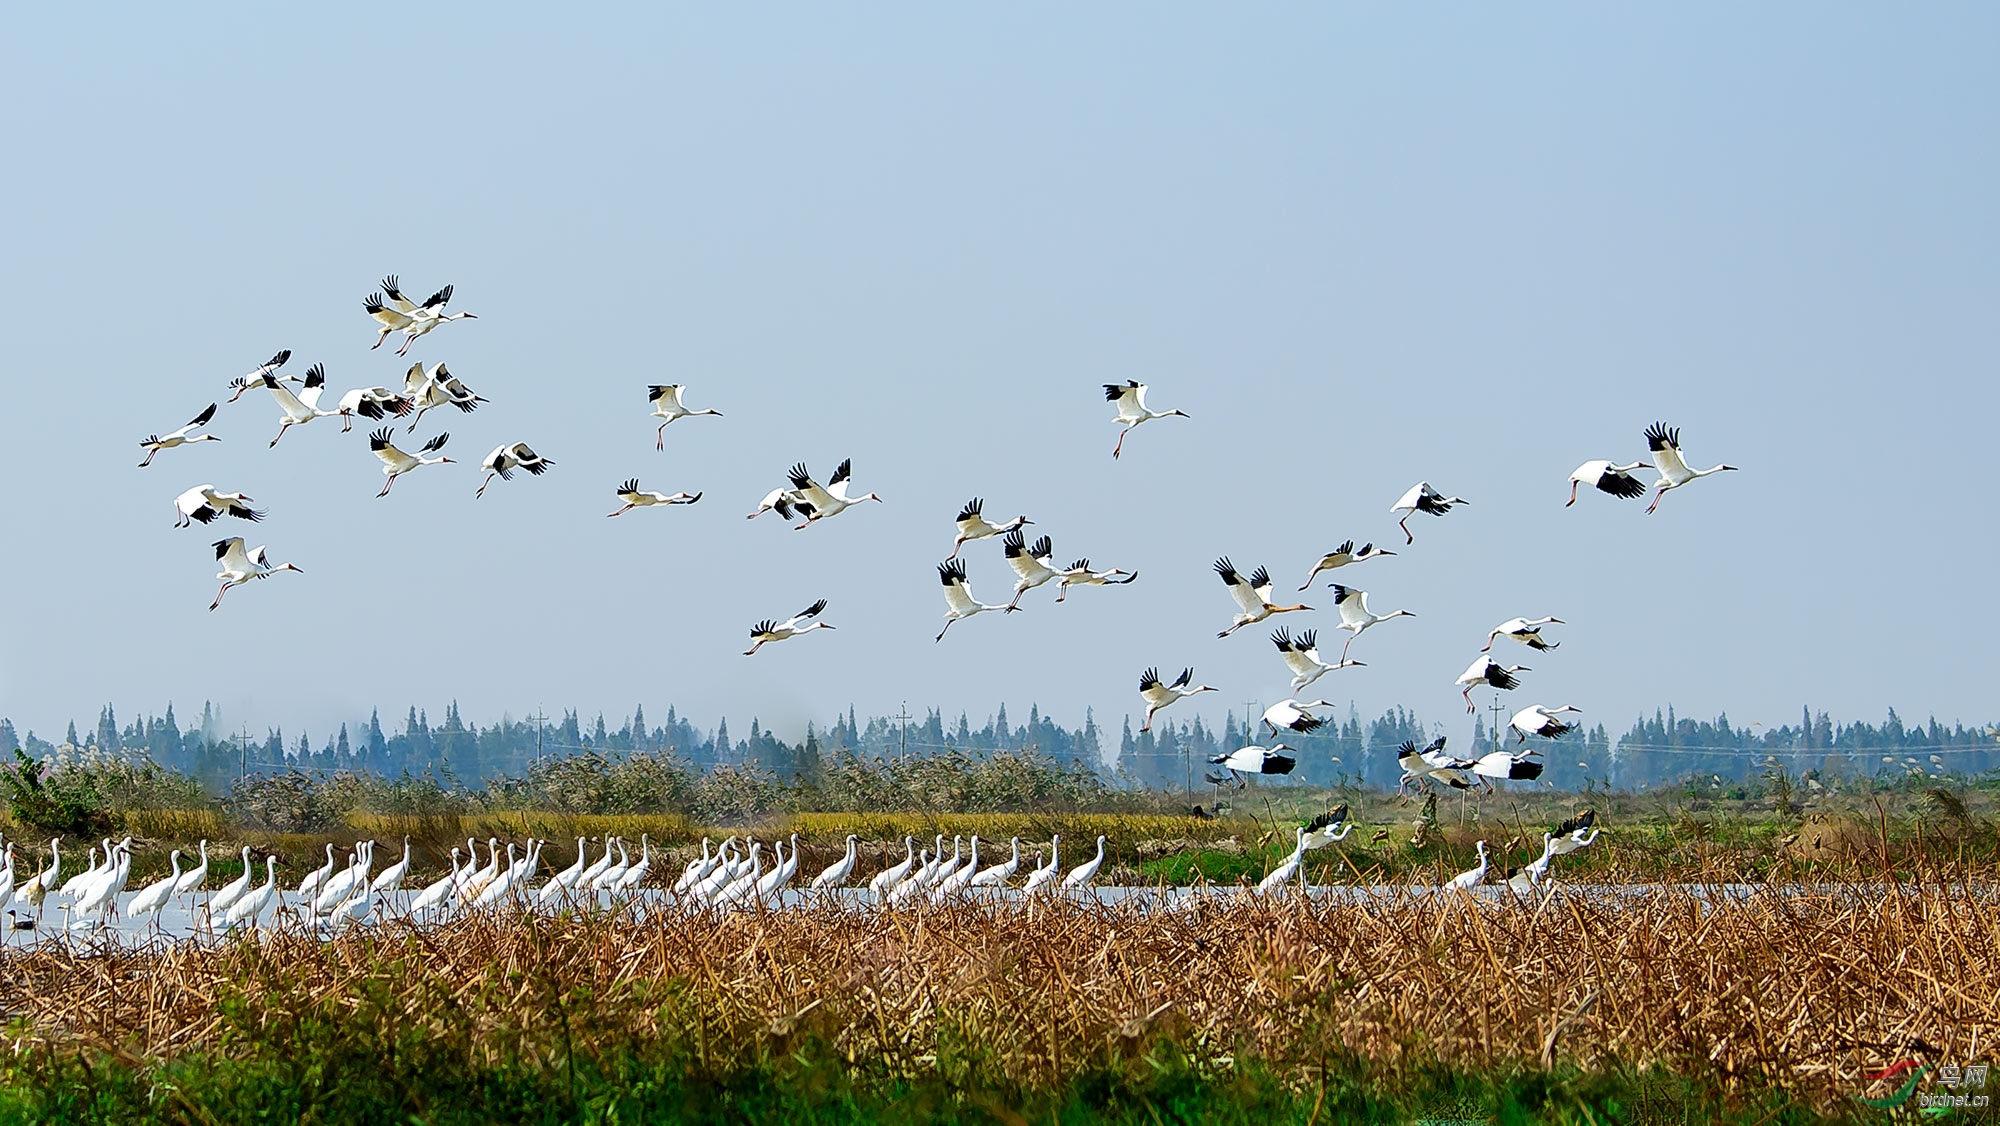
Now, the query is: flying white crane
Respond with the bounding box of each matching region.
[1644,422,1737,514]
[1443,841,1489,891]
[1261,698,1334,737]
[1329,584,1415,659]
[948,498,1031,559]
[1103,380,1188,459]
[1255,828,1307,894]
[335,386,414,431]
[745,486,811,522]
[1271,628,1363,692]
[369,428,453,497]
[1548,810,1600,856]
[475,442,555,499]
[223,350,293,401]
[1483,617,1562,653]
[1138,667,1216,733]
[646,384,722,448]
[1471,747,1545,786]
[1053,559,1138,602]
[744,599,835,655]
[208,536,303,611]
[365,278,476,355]
[397,361,486,431]
[138,404,220,467]
[1001,529,1062,610]
[1390,482,1469,544]
[1511,704,1582,743]
[1456,656,1529,712]
[1209,744,1297,787]
[783,460,882,529]
[811,835,859,889]
[935,559,1012,642]
[1213,558,1312,638]
[1296,540,1396,591]
[255,365,343,447]
[173,485,263,528]
[1396,736,1475,795]
[1300,805,1354,849]
[1566,460,1650,507]
[607,478,701,516]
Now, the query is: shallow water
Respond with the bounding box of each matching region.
[5,879,1976,951]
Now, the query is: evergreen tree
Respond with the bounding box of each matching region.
[0,719,17,754]
[65,720,80,748]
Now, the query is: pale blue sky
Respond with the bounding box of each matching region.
[2,5,1994,748]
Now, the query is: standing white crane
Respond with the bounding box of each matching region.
[1255,828,1308,894]
[1566,460,1650,507]
[970,838,1022,888]
[1062,835,1107,892]
[409,850,466,915]
[1390,482,1469,544]
[172,839,209,902]
[1209,744,1297,786]
[1213,558,1312,638]
[1510,704,1582,742]
[475,442,555,499]
[1329,584,1415,659]
[811,835,859,889]
[255,365,343,447]
[1021,836,1061,897]
[783,460,882,529]
[371,838,412,897]
[126,849,183,932]
[1271,628,1363,692]
[647,384,722,447]
[607,479,701,516]
[1053,559,1138,602]
[1644,422,1738,514]
[1137,667,1216,733]
[1261,698,1334,737]
[208,537,304,611]
[369,428,453,497]
[1296,540,1396,591]
[935,559,1012,642]
[1456,656,1529,712]
[947,498,1031,559]
[1443,841,1489,891]
[138,404,220,467]
[1001,530,1062,610]
[173,485,263,528]
[208,846,256,916]
[365,278,476,355]
[1103,380,1188,459]
[1483,617,1562,653]
[868,838,916,900]
[744,599,835,655]
[222,856,280,930]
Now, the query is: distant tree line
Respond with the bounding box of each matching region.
[0,699,1993,797]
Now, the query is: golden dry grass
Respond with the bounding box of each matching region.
[5,882,1995,1111]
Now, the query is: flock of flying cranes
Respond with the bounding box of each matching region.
[135,272,1740,832]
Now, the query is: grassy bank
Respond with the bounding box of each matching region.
[5,887,1994,1122]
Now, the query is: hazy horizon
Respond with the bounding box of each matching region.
[3,7,1995,751]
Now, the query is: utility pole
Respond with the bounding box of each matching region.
[1488,696,1509,753]
[1242,700,1261,742]
[533,707,546,771]
[896,702,911,765]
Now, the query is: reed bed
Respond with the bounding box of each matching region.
[4,881,1995,1120]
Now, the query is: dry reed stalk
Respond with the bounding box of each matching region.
[3,881,1995,1111]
